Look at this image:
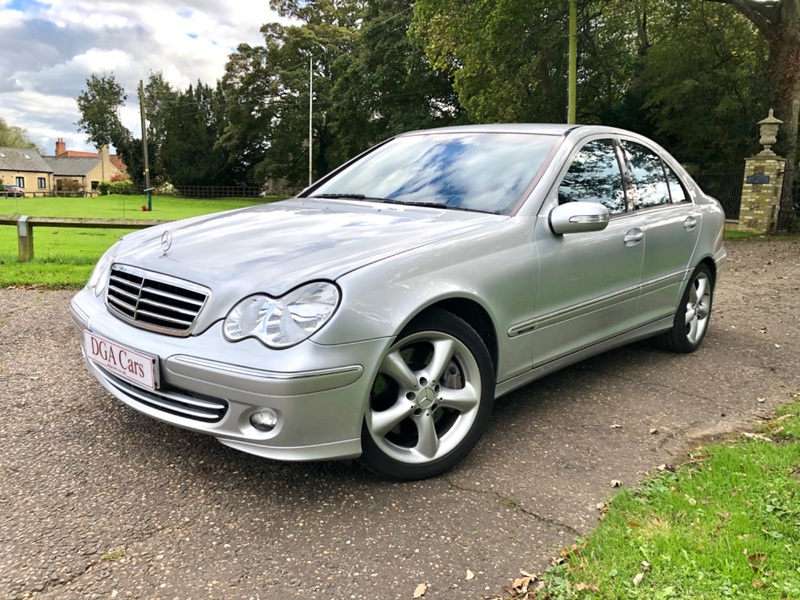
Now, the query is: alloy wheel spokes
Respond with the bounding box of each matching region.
[370,400,415,437]
[413,411,440,459]
[438,384,479,412]
[425,338,456,384]
[380,350,419,390]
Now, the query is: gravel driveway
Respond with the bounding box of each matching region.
[1,238,798,599]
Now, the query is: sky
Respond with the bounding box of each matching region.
[0,0,286,154]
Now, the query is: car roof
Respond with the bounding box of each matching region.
[399,123,578,137]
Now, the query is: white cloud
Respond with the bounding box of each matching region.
[0,0,288,152]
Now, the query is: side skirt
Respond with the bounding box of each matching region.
[495,315,673,399]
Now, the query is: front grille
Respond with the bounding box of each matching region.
[98,365,228,423]
[106,265,209,336]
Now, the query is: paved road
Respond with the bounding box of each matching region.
[1,239,798,599]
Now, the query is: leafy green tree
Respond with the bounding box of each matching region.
[330,0,466,159]
[75,73,129,149]
[0,118,38,150]
[705,0,799,228]
[161,82,236,187]
[220,0,362,186]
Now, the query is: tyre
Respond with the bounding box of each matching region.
[360,309,495,480]
[656,263,714,353]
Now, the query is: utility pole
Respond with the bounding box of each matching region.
[308,55,313,187]
[567,0,577,124]
[138,80,153,210]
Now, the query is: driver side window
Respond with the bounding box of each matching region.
[558,139,626,215]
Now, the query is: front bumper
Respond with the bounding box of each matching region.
[70,288,390,462]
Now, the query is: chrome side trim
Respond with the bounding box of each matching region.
[508,283,641,338]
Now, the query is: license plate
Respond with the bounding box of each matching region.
[83,331,158,390]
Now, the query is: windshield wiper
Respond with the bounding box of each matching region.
[311,193,448,209]
[310,193,494,213]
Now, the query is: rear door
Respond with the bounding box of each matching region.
[619,139,702,323]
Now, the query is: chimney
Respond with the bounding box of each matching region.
[99,144,111,182]
[55,138,66,156]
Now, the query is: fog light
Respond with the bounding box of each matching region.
[250,409,278,432]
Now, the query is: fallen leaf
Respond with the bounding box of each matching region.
[596,502,606,510]
[413,583,427,598]
[576,582,600,592]
[649,428,659,434]
[757,397,766,403]
[626,521,640,528]
[753,579,765,588]
[633,573,644,586]
[519,570,534,578]
[611,424,622,429]
[641,560,650,572]
[657,464,668,471]
[718,512,731,521]
[512,576,531,591]
[465,569,474,581]
[611,480,622,488]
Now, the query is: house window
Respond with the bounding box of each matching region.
[38,177,46,189]
[91,180,99,191]
[16,177,25,188]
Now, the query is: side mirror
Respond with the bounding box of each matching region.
[549,202,610,235]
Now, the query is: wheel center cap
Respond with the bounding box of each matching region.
[415,387,437,410]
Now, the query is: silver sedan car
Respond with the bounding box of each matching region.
[70,124,726,480]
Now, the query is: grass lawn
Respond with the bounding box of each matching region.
[0,194,280,287]
[503,400,800,599]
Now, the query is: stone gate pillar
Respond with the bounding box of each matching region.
[734,110,786,234]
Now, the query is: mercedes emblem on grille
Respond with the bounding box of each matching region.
[160,230,173,257]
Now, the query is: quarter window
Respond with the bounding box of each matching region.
[665,166,689,203]
[622,141,671,209]
[558,139,626,214]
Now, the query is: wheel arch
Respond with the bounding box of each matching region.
[408,298,499,378]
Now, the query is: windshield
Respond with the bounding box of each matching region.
[309,132,559,214]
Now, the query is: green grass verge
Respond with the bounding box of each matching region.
[0,195,281,288]
[515,400,800,599]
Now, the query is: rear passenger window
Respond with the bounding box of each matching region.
[665,166,689,203]
[622,141,671,208]
[558,139,626,214]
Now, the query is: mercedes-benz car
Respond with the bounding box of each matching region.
[70,124,726,480]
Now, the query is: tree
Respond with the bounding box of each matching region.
[76,72,178,185]
[705,0,799,229]
[330,0,466,158]
[161,82,236,187]
[220,0,362,186]
[0,118,38,150]
[412,0,575,123]
[75,73,128,149]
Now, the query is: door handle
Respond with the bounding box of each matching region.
[684,216,698,231]
[623,228,644,246]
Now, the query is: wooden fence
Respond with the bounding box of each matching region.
[0,215,168,262]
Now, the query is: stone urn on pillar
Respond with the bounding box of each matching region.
[757,109,782,156]
[734,110,786,234]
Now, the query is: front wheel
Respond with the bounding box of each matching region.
[656,264,714,353]
[359,309,495,480]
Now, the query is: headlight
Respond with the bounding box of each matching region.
[223,281,340,348]
[86,240,121,296]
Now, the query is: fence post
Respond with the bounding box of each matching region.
[17,215,33,262]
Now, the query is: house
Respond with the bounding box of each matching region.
[44,140,126,194]
[53,138,128,174]
[0,147,54,195]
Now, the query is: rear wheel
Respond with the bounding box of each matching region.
[360,309,495,480]
[656,264,714,353]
